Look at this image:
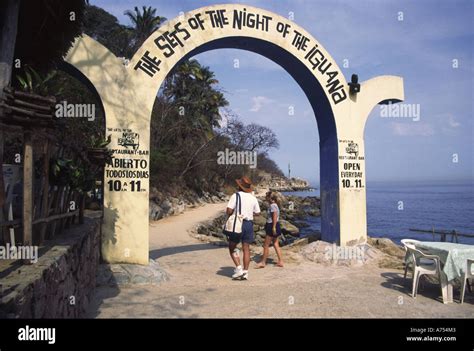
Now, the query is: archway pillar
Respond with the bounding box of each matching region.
[329,75,404,246]
[100,90,153,265]
[335,135,368,246]
[319,131,368,246]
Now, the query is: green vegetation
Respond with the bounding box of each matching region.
[15,66,60,96]
[6,3,284,196]
[124,6,167,55]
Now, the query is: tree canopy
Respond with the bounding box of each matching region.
[83,5,132,58]
[124,6,166,55]
[14,0,88,72]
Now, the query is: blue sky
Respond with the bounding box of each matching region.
[92,0,473,184]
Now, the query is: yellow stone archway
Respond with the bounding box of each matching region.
[65,4,404,264]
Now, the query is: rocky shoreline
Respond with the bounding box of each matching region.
[257,173,313,192]
[269,185,315,192]
[146,172,316,222]
[192,191,321,247]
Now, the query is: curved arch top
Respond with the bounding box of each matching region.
[127,4,348,116]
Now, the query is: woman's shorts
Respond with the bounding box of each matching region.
[264,222,281,237]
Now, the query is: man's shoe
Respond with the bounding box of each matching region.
[232,265,243,279]
[241,270,249,280]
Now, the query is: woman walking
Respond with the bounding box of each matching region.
[256,191,284,268]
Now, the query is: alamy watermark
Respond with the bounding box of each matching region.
[380,101,420,121]
[18,325,55,344]
[324,243,366,262]
[0,244,38,264]
[55,101,95,121]
[217,148,257,169]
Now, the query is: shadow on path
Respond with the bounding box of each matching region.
[216,266,234,277]
[150,243,222,260]
[380,272,446,303]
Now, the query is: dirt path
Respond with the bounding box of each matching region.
[87,203,474,318]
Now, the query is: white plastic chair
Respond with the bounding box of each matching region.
[403,241,442,298]
[401,239,420,279]
[460,259,473,304]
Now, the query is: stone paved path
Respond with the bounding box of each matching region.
[86,203,474,318]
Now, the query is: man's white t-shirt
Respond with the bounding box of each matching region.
[227,191,261,221]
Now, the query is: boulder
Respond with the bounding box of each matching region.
[196,224,210,235]
[306,208,321,217]
[293,210,307,220]
[253,215,267,227]
[278,237,286,246]
[293,221,311,228]
[254,236,264,246]
[280,220,299,236]
[149,202,163,221]
[175,201,185,214]
[299,241,335,264]
[368,237,405,259]
[306,233,321,243]
[258,199,267,211]
[161,199,172,212]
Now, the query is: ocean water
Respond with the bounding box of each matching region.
[283,180,474,245]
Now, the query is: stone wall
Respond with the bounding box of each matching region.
[0,215,101,318]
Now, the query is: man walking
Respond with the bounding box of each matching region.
[226,176,260,280]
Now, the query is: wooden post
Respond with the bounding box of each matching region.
[79,192,85,224]
[45,186,58,240]
[38,140,50,244]
[50,185,64,238]
[0,129,7,245]
[0,0,21,246]
[59,186,71,232]
[22,129,33,247]
[63,188,72,229]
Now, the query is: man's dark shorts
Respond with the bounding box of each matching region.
[228,220,254,244]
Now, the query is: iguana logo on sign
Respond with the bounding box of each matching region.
[346,142,359,158]
[65,4,404,264]
[118,132,140,150]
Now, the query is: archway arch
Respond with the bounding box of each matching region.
[65,4,404,264]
